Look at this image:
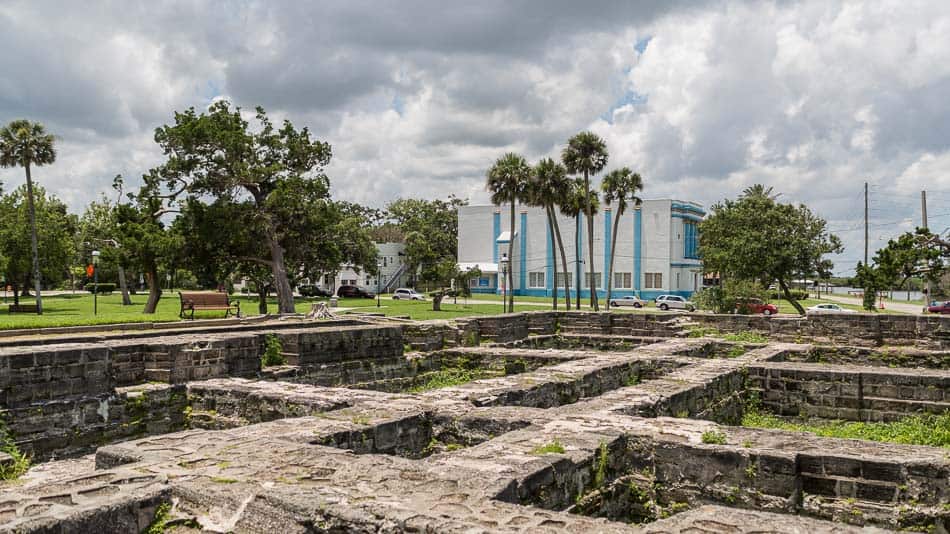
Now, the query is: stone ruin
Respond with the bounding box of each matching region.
[0,311,947,532]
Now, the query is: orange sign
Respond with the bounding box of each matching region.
[86,264,95,277]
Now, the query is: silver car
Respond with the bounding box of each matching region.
[392,288,426,300]
[608,295,645,308]
[655,294,696,312]
[805,303,856,314]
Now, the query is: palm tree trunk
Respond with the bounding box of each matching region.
[544,206,557,310]
[584,171,598,311]
[574,214,581,310]
[24,163,42,315]
[258,285,268,314]
[606,206,622,308]
[779,278,805,315]
[549,206,571,309]
[508,200,515,313]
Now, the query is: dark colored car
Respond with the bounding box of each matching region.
[735,298,779,316]
[927,301,950,314]
[298,284,330,297]
[337,285,375,298]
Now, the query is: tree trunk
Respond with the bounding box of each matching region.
[263,219,296,314]
[584,171,598,311]
[545,208,557,310]
[432,292,443,311]
[143,264,162,314]
[508,200,515,313]
[779,278,805,315]
[605,206,622,308]
[12,283,18,307]
[574,214,581,310]
[24,163,42,314]
[258,286,268,315]
[117,265,132,305]
[549,205,571,310]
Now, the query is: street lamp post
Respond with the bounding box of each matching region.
[500,253,509,314]
[91,250,100,316]
[376,261,382,308]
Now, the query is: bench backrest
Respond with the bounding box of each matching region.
[180,292,230,306]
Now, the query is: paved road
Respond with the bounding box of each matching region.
[820,294,924,315]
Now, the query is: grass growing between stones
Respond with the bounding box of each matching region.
[0,418,29,481]
[741,410,950,448]
[530,439,566,455]
[405,366,502,393]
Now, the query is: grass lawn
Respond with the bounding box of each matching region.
[772,297,906,315]
[0,291,550,330]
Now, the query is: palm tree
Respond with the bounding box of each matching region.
[486,153,531,313]
[562,131,608,311]
[741,184,778,201]
[530,158,572,310]
[559,178,600,309]
[0,120,56,315]
[601,168,644,307]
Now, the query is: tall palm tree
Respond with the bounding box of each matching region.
[530,158,572,310]
[601,168,644,307]
[559,179,600,309]
[0,120,56,315]
[486,153,531,313]
[562,131,608,311]
[741,184,778,201]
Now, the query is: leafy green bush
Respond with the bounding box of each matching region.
[84,283,116,294]
[701,430,727,444]
[261,334,286,367]
[695,280,768,313]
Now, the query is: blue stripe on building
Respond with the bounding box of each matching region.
[492,211,500,263]
[604,209,611,290]
[519,212,527,292]
[545,216,553,292]
[634,208,642,292]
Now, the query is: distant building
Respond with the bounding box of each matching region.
[457,200,704,299]
[320,242,411,294]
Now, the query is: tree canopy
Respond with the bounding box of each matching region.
[699,186,842,315]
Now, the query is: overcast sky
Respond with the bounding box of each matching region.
[2,1,950,275]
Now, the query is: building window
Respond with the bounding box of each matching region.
[555,273,574,287]
[644,272,663,289]
[684,222,700,259]
[584,272,602,288]
[614,272,632,289]
[528,271,545,288]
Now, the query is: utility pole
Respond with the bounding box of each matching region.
[864,182,869,266]
[922,190,930,305]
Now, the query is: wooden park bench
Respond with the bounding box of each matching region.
[178,291,240,319]
[8,304,38,313]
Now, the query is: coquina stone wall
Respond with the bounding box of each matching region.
[747,362,950,421]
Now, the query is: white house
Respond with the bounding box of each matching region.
[457,200,704,299]
[320,242,412,294]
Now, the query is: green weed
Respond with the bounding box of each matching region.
[741,410,950,448]
[701,430,727,445]
[261,333,286,367]
[530,439,566,455]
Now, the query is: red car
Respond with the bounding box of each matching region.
[927,301,950,314]
[735,298,779,316]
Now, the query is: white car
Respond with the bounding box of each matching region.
[392,288,425,300]
[655,294,695,312]
[805,303,856,314]
[609,295,645,308]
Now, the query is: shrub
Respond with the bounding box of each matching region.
[695,280,769,313]
[261,334,286,367]
[85,283,116,294]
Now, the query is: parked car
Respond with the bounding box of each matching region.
[298,284,330,297]
[926,301,950,314]
[337,285,375,298]
[805,303,856,314]
[735,298,778,316]
[392,288,425,300]
[655,294,695,312]
[608,295,644,308]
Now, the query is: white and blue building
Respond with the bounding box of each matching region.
[457,199,704,299]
